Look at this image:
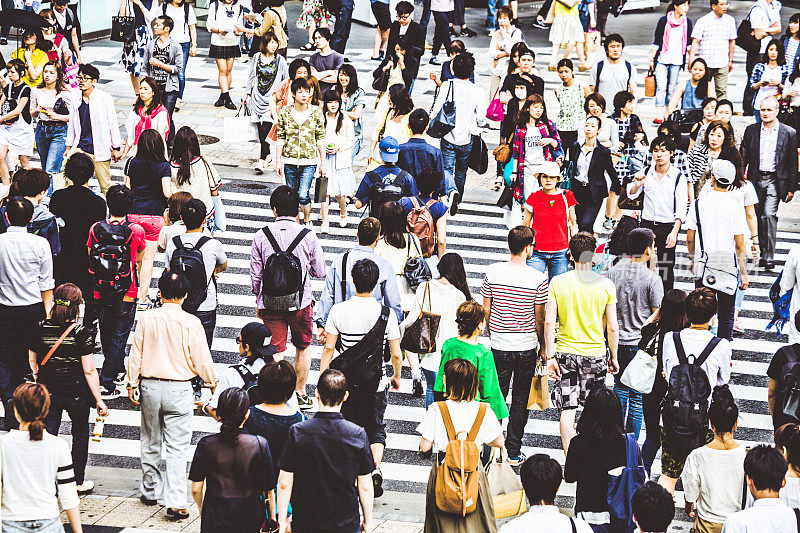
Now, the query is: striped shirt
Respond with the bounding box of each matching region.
[481,262,548,351]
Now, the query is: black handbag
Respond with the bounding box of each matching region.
[468,134,488,174]
[668,109,704,134]
[111,1,136,43]
[372,64,390,92]
[400,282,441,354]
[403,235,432,291]
[427,80,456,139]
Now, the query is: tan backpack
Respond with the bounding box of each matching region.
[406,196,437,258]
[434,401,487,516]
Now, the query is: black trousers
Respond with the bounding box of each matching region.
[0,302,46,429]
[559,130,578,162]
[43,392,91,485]
[432,11,451,57]
[256,121,274,160]
[451,0,465,28]
[641,219,676,292]
[744,50,760,116]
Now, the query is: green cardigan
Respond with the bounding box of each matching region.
[433,337,510,420]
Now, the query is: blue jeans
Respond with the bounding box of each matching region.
[485,0,509,30]
[179,42,190,99]
[441,139,471,196]
[43,393,90,485]
[654,61,682,110]
[331,3,354,54]
[613,344,643,439]
[422,367,436,409]
[98,296,137,389]
[420,0,431,31]
[35,121,67,196]
[2,517,63,533]
[284,164,316,205]
[194,309,216,350]
[23,1,41,13]
[527,250,569,280]
[351,137,362,166]
[735,284,745,311]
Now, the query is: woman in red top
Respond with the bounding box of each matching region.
[522,160,577,280]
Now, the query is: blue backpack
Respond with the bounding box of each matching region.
[607,433,648,533]
[768,271,793,335]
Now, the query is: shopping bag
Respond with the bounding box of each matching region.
[527,360,549,410]
[223,106,259,144]
[502,201,522,230]
[486,450,528,520]
[65,62,79,90]
[585,30,601,53]
[644,69,656,98]
[468,134,488,174]
[314,175,328,203]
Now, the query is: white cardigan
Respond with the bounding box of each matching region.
[65,88,122,162]
[325,114,355,167]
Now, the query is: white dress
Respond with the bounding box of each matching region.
[324,115,357,197]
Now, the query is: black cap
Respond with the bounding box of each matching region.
[240,322,278,360]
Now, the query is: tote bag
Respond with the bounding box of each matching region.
[486,449,528,519]
[427,81,456,139]
[620,331,658,394]
[111,0,136,43]
[400,282,440,354]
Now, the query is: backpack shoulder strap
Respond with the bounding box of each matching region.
[233,363,254,383]
[262,225,283,253]
[626,60,633,89]
[409,196,421,208]
[569,517,577,533]
[788,344,800,363]
[595,60,604,88]
[195,236,211,251]
[467,402,487,442]
[695,200,704,253]
[437,401,456,442]
[695,336,722,367]
[425,198,437,208]
[340,250,350,302]
[173,235,183,249]
[673,331,688,365]
[285,228,310,255]
[393,170,408,186]
[794,508,800,533]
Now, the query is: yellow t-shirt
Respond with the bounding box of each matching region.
[554,0,579,17]
[549,269,617,357]
[12,48,49,88]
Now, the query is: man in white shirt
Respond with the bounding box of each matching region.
[631,482,675,533]
[627,135,688,292]
[743,0,783,115]
[723,445,798,533]
[686,159,749,341]
[500,454,592,533]
[432,52,486,212]
[688,0,737,100]
[588,33,636,106]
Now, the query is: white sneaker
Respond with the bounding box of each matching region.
[320,219,330,233]
[339,216,347,228]
[174,98,182,112]
[77,480,95,494]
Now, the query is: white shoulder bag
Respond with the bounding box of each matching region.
[620,329,658,394]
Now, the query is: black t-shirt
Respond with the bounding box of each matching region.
[564,433,627,513]
[244,406,304,483]
[3,83,31,125]
[31,320,94,398]
[77,99,94,154]
[767,344,800,430]
[125,157,169,216]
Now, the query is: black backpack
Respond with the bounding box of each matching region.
[662,332,721,454]
[88,221,135,298]
[169,235,212,314]
[369,170,407,218]
[260,226,310,312]
[234,364,261,406]
[778,344,800,422]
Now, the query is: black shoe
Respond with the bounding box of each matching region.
[449,26,458,36]
[254,166,264,175]
[412,377,424,397]
[460,27,477,37]
[532,20,549,29]
[759,258,767,267]
[372,468,384,498]
[214,94,225,107]
[343,57,351,62]
[140,495,158,506]
[166,508,189,520]
[0,38,6,45]
[223,94,236,110]
[765,260,776,271]
[448,190,460,216]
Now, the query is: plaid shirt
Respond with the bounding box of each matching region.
[749,62,791,108]
[614,114,646,182]
[511,120,563,202]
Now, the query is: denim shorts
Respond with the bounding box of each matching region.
[2,517,64,533]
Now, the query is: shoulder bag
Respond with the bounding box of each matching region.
[694,200,739,295]
[427,81,456,139]
[400,281,440,354]
[486,448,528,519]
[111,0,137,43]
[486,87,504,122]
[620,329,659,394]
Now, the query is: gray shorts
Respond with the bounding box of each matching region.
[551,352,608,411]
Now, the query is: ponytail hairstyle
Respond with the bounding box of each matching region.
[50,283,83,326]
[689,58,711,100]
[708,384,739,435]
[776,423,800,473]
[217,387,250,445]
[455,300,485,337]
[437,253,473,302]
[13,382,50,441]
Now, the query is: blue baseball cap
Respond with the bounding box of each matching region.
[379,136,399,163]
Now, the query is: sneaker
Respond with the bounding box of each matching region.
[429,56,441,65]
[486,29,496,37]
[652,117,663,125]
[296,391,313,411]
[320,219,330,234]
[506,452,527,466]
[425,40,432,50]
[214,94,225,107]
[136,299,152,312]
[175,98,182,112]
[733,317,744,333]
[140,495,158,506]
[460,27,477,37]
[223,98,236,110]
[100,385,121,400]
[602,217,614,230]
[532,20,549,30]
[166,508,190,520]
[339,216,347,228]
[448,190,460,216]
[412,377,424,397]
[0,38,7,45]
[113,372,127,387]
[373,467,384,498]
[77,480,95,494]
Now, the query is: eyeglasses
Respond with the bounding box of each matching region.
[77,75,95,81]
[398,13,411,19]
[235,337,243,344]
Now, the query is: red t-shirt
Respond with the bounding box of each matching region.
[87,219,146,300]
[525,190,577,252]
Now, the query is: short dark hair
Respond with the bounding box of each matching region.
[650,134,676,154]
[745,445,788,492]
[395,0,414,14]
[158,270,189,300]
[626,228,655,256]
[106,185,133,217]
[4,196,33,226]
[64,152,94,186]
[631,482,675,532]
[317,369,347,406]
[519,454,562,506]
[556,58,573,71]
[508,225,534,255]
[452,53,475,80]
[270,185,300,217]
[584,92,606,113]
[157,15,174,32]
[612,91,635,114]
[352,258,379,294]
[258,360,297,405]
[358,217,381,246]
[604,33,625,51]
[416,167,440,197]
[685,287,718,325]
[569,232,597,264]
[167,192,192,224]
[408,108,430,135]
[442,359,478,402]
[290,76,311,94]
[180,199,207,230]
[313,27,332,41]
[78,63,100,81]
[586,114,602,129]
[13,168,49,197]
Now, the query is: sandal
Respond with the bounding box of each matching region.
[300,42,315,51]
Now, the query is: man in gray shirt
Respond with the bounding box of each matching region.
[607,227,662,439]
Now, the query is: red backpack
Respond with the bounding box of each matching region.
[406,197,437,258]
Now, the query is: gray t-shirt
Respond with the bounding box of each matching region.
[165,232,227,313]
[309,51,344,92]
[608,260,663,344]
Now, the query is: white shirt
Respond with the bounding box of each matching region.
[501,506,594,533]
[723,498,798,533]
[416,400,502,453]
[662,328,732,393]
[692,12,738,69]
[660,22,687,65]
[780,476,800,508]
[682,445,747,524]
[207,1,244,47]
[490,27,524,77]
[575,144,595,184]
[208,358,300,411]
[0,226,54,307]
[524,127,545,168]
[163,3,198,44]
[627,164,689,224]
[685,189,746,270]
[432,79,487,146]
[759,123,779,172]
[749,0,783,53]
[780,247,800,344]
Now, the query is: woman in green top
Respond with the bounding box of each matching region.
[434,301,509,420]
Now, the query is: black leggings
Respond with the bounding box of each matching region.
[256,121,273,160]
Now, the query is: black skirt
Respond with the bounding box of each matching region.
[209,44,241,59]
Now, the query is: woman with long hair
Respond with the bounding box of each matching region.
[12,28,49,88]
[687,96,718,151]
[0,59,34,186]
[336,64,366,165]
[39,9,73,67]
[322,90,355,229]
[641,288,688,473]
[418,359,503,531]
[1,383,83,533]
[30,283,109,494]
[402,252,472,408]
[681,385,745,531]
[244,30,288,175]
[511,93,563,207]
[688,120,738,194]
[368,83,413,167]
[376,38,415,96]
[31,61,70,195]
[784,59,800,132]
[207,0,248,109]
[190,387,274,533]
[776,423,800,506]
[750,38,790,121]
[124,129,171,310]
[650,0,693,124]
[168,126,223,233]
[122,77,170,158]
[376,200,423,308]
[785,14,800,73]
[564,387,629,530]
[668,58,713,115]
